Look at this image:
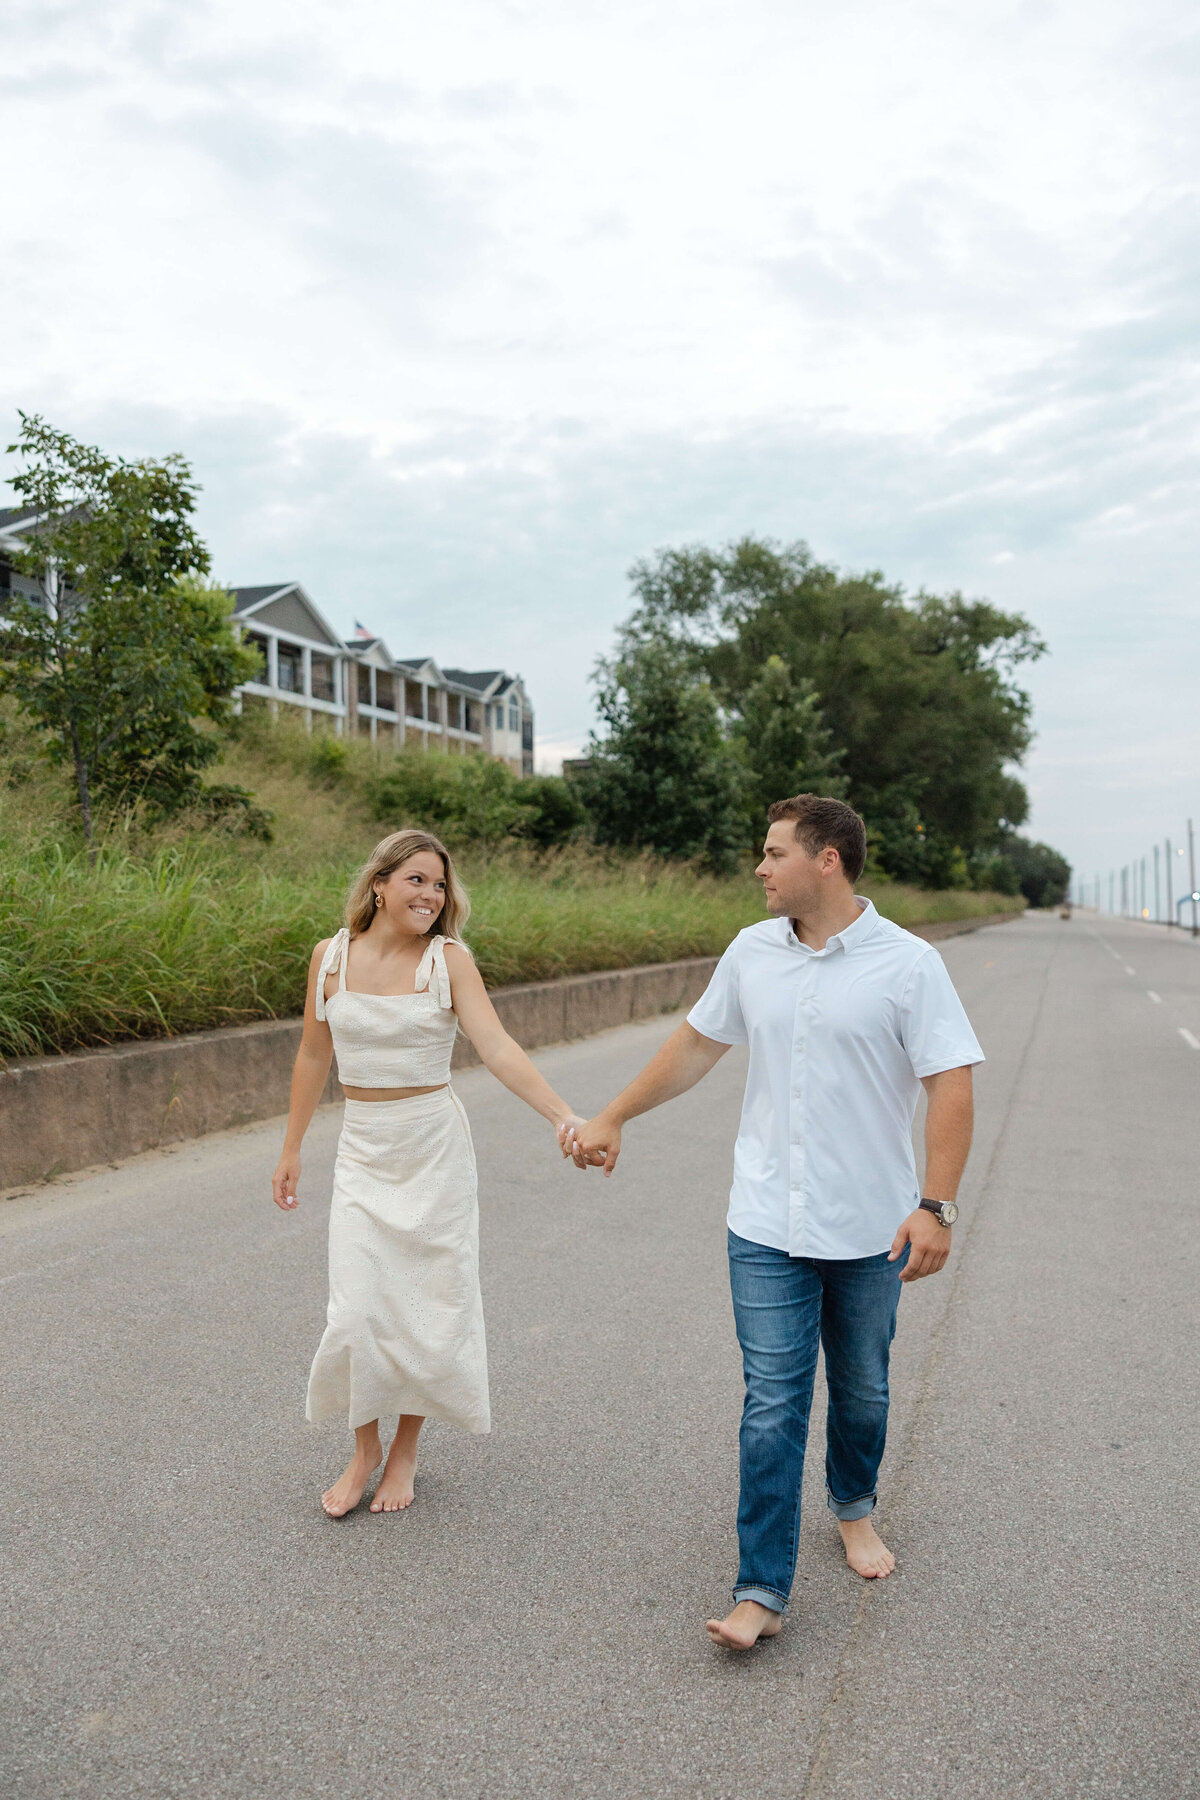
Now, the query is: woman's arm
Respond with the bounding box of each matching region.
[271,940,336,1211]
[446,944,581,1133]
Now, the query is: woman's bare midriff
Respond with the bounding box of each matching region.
[342,1083,449,1101]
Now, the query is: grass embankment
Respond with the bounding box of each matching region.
[0,715,1024,1060]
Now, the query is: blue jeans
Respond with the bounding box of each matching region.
[727,1228,907,1614]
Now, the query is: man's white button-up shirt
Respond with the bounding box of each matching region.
[687,899,984,1261]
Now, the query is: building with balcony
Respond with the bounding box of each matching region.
[0,516,536,777]
[229,584,534,774]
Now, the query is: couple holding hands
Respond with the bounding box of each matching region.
[273,794,982,1650]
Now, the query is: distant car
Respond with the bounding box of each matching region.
[1059,903,1072,920]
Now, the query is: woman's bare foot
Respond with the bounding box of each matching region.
[321,1440,382,1518]
[370,1415,423,1513]
[370,1445,418,1512]
[838,1515,896,1577]
[705,1601,784,1650]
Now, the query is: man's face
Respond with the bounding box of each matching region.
[755,821,831,915]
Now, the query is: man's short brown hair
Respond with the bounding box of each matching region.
[766,794,867,885]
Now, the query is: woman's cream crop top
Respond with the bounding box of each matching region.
[314,927,465,1088]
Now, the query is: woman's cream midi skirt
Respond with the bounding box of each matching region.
[306,1090,490,1434]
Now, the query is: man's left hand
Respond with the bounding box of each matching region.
[889,1209,952,1283]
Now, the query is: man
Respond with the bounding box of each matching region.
[564,795,982,1650]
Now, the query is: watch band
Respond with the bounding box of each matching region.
[919,1197,956,1224]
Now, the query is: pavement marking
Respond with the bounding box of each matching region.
[1180,1028,1200,1050]
[1147,991,1162,1003]
[1123,965,1136,975]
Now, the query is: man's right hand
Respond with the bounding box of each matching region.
[567,1112,623,1176]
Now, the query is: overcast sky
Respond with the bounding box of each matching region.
[4,0,1198,891]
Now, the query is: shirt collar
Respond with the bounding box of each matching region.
[784,897,879,955]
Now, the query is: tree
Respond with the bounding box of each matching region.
[994,834,1071,908]
[572,634,748,872]
[623,537,1047,882]
[730,653,846,836]
[0,415,256,855]
[367,750,528,865]
[513,774,587,849]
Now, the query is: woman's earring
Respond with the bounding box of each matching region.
[375,893,382,906]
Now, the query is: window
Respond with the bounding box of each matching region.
[375,671,395,712]
[406,681,424,719]
[311,655,335,702]
[508,707,519,733]
[357,665,372,706]
[446,694,461,729]
[493,703,505,728]
[277,643,302,692]
[243,633,269,682]
[522,719,534,751]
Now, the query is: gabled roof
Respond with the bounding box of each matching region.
[228,581,345,650]
[230,583,297,614]
[0,501,89,550]
[393,656,446,683]
[352,637,395,667]
[442,668,505,696]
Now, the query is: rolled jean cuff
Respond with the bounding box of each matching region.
[731,1584,788,1615]
[826,1487,877,1522]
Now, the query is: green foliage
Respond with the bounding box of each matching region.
[0,704,1023,1059]
[0,823,1025,1059]
[365,749,583,859]
[970,852,1022,897]
[306,732,352,785]
[184,782,275,842]
[991,834,1071,908]
[620,537,1048,882]
[514,773,588,848]
[0,415,257,850]
[572,634,749,872]
[730,653,846,834]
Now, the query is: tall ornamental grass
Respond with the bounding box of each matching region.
[0,832,1022,1061]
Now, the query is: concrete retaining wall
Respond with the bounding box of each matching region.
[0,956,720,1192]
[0,911,1017,1194]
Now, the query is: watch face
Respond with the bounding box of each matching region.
[942,1201,959,1225]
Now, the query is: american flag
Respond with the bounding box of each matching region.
[353,621,373,640]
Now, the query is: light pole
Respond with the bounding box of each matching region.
[1140,856,1147,918]
[1166,839,1174,927]
[1190,819,1198,938]
[1109,870,1115,914]
[1154,845,1161,923]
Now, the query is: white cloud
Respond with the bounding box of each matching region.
[2,0,1198,880]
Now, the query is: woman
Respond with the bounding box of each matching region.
[272,828,584,1518]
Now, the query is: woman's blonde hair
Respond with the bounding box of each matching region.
[344,829,470,940]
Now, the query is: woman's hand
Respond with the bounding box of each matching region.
[272,1155,301,1211]
[556,1115,589,1159]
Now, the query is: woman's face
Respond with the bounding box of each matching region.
[375,852,447,935]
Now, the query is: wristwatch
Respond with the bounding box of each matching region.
[919,1198,958,1227]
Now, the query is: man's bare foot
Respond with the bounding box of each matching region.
[370,1443,417,1513]
[705,1601,784,1650]
[838,1515,895,1578]
[321,1444,381,1518]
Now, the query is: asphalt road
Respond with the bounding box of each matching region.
[2,911,1198,1800]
